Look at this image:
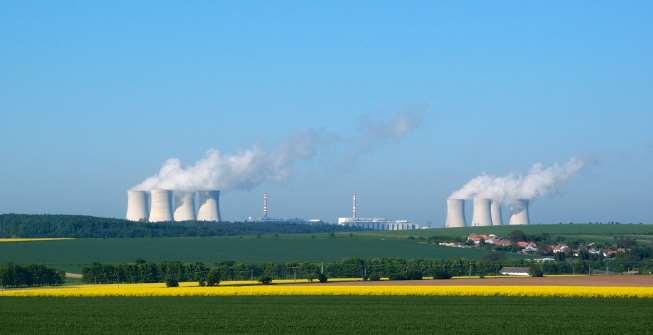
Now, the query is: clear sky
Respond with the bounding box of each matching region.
[1,1,651,225]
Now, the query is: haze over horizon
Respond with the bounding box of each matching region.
[1,2,651,225]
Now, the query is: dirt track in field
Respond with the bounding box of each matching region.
[307,276,653,287]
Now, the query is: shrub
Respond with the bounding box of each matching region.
[405,270,423,280]
[259,276,273,285]
[368,273,381,281]
[433,270,453,280]
[206,269,221,286]
[165,278,179,287]
[318,273,328,283]
[530,267,544,277]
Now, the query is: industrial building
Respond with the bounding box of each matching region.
[126,189,221,223]
[444,197,531,228]
[337,194,422,231]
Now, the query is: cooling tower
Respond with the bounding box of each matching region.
[126,190,148,222]
[149,189,173,223]
[445,199,466,228]
[508,199,530,225]
[173,191,196,222]
[491,200,503,226]
[471,198,493,227]
[197,190,221,222]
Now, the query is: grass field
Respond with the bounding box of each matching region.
[363,223,653,241]
[1,223,651,272]
[0,234,493,272]
[1,296,652,334]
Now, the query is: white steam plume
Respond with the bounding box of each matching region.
[132,111,424,192]
[449,157,585,202]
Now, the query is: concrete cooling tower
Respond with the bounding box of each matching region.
[149,189,173,222]
[445,199,466,228]
[197,190,221,222]
[173,191,196,222]
[508,199,530,225]
[471,198,493,227]
[491,200,503,226]
[126,190,148,222]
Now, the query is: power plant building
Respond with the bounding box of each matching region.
[126,190,149,222]
[491,200,503,226]
[471,198,493,227]
[197,190,221,222]
[148,189,173,223]
[173,191,196,222]
[445,199,466,228]
[337,194,421,230]
[509,199,530,225]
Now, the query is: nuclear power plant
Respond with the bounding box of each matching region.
[126,190,149,222]
[445,199,466,228]
[508,199,530,225]
[471,198,493,227]
[126,189,221,223]
[444,198,529,228]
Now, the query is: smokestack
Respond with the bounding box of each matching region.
[491,200,503,226]
[352,193,358,219]
[445,199,466,228]
[149,189,173,223]
[263,192,269,219]
[126,190,148,222]
[471,198,493,227]
[197,190,221,222]
[173,191,196,222]
[509,199,530,225]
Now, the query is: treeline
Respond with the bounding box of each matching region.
[82,257,653,284]
[82,258,508,284]
[0,214,359,238]
[0,263,65,288]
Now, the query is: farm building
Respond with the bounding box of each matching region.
[499,267,530,276]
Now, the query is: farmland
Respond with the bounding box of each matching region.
[1,296,652,334]
[0,234,493,272]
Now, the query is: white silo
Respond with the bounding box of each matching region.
[149,189,173,223]
[126,190,148,222]
[173,191,196,222]
[491,200,503,226]
[471,198,493,227]
[508,199,530,225]
[445,199,466,228]
[197,190,221,222]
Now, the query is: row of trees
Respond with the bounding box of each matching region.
[0,263,65,288]
[83,256,653,285]
[0,214,359,238]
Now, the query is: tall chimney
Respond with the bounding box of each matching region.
[471,198,493,227]
[445,199,466,228]
[263,192,269,219]
[148,189,173,223]
[352,193,358,219]
[509,199,530,225]
[126,190,148,222]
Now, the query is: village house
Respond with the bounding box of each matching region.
[552,244,570,254]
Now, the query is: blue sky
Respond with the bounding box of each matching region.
[1,1,651,225]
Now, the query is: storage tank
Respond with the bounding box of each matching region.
[491,200,503,226]
[471,198,493,227]
[126,190,148,222]
[149,189,173,222]
[197,190,221,222]
[445,199,466,228]
[508,199,530,225]
[173,191,196,222]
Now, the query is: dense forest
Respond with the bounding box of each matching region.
[0,214,359,238]
[0,263,65,288]
[81,256,653,284]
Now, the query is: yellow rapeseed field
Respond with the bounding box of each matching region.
[1,283,652,298]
